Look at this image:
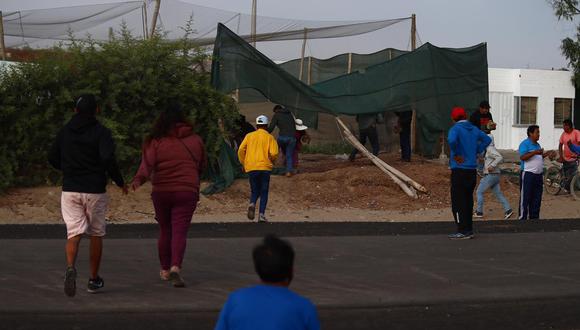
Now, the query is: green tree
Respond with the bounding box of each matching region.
[0,25,239,192]
[550,0,580,84]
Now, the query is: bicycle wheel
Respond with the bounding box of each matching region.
[544,166,562,195]
[571,174,580,201]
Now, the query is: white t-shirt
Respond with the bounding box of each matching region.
[518,138,543,174]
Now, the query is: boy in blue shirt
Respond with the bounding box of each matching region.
[447,107,491,240]
[518,125,556,220]
[215,235,320,330]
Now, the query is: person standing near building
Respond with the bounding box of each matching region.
[131,102,207,288]
[469,100,494,132]
[474,122,513,219]
[349,113,382,161]
[268,105,296,177]
[518,125,556,220]
[558,119,580,192]
[447,107,491,240]
[48,94,127,297]
[215,235,320,330]
[395,110,412,162]
[239,115,279,222]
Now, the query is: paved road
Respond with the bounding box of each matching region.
[2,223,580,329]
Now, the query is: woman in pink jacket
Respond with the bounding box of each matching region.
[131,102,207,287]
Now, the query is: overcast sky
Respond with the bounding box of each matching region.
[2,0,579,69]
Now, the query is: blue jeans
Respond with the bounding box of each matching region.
[475,174,511,214]
[277,135,296,173]
[249,171,271,215]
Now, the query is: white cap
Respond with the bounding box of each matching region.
[256,115,269,125]
[295,118,308,131]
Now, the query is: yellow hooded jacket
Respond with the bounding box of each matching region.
[238,128,279,172]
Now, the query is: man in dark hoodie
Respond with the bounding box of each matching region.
[447,107,491,240]
[268,105,296,177]
[49,94,127,297]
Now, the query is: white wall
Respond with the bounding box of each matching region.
[488,68,575,151]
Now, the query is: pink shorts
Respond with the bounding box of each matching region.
[61,192,109,239]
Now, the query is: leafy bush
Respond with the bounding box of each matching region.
[0,25,238,192]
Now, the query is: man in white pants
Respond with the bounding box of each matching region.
[49,94,127,297]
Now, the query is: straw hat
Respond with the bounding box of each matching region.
[295,118,308,131]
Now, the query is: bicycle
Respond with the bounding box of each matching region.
[544,157,580,199]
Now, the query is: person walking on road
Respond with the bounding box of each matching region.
[131,102,207,288]
[474,121,513,219]
[447,107,491,240]
[239,115,279,223]
[49,94,127,297]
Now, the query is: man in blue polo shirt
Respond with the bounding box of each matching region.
[518,125,556,220]
[215,235,320,330]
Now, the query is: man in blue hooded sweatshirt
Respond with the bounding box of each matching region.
[447,107,491,240]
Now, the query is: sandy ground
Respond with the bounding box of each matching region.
[1,153,579,224]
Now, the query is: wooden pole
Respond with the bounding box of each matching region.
[411,14,416,50]
[251,0,257,47]
[347,53,352,74]
[298,28,307,82]
[142,1,149,40]
[388,49,392,61]
[307,56,312,85]
[0,11,6,61]
[150,0,161,37]
[410,13,417,153]
[336,118,426,197]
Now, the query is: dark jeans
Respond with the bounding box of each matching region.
[351,127,380,157]
[399,129,411,161]
[277,136,296,173]
[249,170,271,215]
[518,171,543,220]
[562,161,578,191]
[451,169,477,234]
[151,191,198,270]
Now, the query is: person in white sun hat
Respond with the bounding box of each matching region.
[238,115,279,222]
[291,118,310,170]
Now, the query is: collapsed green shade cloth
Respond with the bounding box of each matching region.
[211,23,488,156]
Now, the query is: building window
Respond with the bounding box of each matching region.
[514,96,537,125]
[554,98,573,126]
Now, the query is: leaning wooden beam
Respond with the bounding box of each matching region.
[336,117,427,193]
[343,128,417,199]
[336,118,417,198]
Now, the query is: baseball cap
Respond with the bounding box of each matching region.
[451,107,467,121]
[256,115,269,125]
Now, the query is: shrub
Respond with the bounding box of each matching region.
[0,25,239,192]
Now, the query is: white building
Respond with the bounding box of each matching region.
[489,68,575,150]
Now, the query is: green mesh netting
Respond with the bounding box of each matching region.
[238,48,409,128]
[205,23,488,194]
[212,23,488,156]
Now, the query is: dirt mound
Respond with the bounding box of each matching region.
[0,152,566,224]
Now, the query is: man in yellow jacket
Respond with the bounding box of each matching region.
[238,115,279,222]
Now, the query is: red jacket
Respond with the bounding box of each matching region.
[133,123,207,193]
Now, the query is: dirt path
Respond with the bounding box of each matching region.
[1,153,578,224]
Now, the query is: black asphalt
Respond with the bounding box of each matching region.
[2,220,580,329]
[2,218,580,239]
